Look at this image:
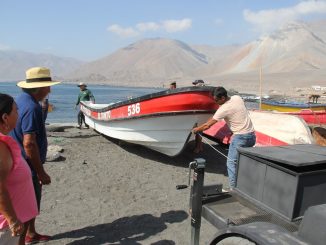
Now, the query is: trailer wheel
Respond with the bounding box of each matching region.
[210,235,256,245]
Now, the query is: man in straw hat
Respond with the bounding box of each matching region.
[75,82,95,129]
[10,67,60,244]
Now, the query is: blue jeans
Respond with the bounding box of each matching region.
[227,132,256,188]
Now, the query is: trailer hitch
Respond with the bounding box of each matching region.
[176,158,206,245]
[176,159,198,190]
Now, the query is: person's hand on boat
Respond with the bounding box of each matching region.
[37,170,51,185]
[192,127,201,134]
[193,119,217,134]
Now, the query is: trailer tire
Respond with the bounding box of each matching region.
[210,235,256,245]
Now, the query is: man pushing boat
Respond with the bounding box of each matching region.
[192,86,256,190]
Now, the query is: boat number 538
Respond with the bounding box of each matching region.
[127,103,141,116]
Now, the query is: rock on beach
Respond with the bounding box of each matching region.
[41,124,229,244]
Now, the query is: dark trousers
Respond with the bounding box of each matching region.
[32,175,42,211]
[78,110,85,126]
[26,159,42,211]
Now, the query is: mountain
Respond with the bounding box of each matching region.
[1,20,326,93]
[0,50,84,82]
[66,38,209,87]
[224,22,326,73]
[66,39,240,87]
[309,20,326,41]
[202,21,326,93]
[66,20,326,91]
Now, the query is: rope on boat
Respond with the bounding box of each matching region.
[197,133,232,161]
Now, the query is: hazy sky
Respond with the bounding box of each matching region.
[1,0,326,61]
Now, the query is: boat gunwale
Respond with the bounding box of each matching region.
[81,86,215,113]
[84,110,216,122]
[262,100,326,109]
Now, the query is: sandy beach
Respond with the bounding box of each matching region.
[38,124,230,245]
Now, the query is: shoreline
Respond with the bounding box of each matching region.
[2,80,325,103]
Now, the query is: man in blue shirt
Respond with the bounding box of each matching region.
[10,67,60,244]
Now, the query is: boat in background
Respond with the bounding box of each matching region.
[279,109,326,125]
[204,110,315,146]
[261,100,326,125]
[261,100,326,112]
[249,110,314,145]
[81,86,217,156]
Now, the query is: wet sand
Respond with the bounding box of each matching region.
[39,125,230,245]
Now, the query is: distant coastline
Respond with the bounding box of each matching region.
[1,80,325,104]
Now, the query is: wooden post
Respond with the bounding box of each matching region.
[259,66,262,110]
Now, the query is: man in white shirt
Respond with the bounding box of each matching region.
[192,87,256,189]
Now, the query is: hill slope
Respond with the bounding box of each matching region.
[1,20,326,93]
[224,22,326,74]
[66,38,211,86]
[66,20,326,90]
[0,50,84,82]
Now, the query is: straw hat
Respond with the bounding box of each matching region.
[17,67,61,88]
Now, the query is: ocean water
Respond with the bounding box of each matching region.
[0,82,162,123]
[1,82,259,123]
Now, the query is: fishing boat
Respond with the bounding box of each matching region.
[80,86,217,156]
[279,109,326,125]
[204,110,315,146]
[261,100,326,112]
[260,100,326,125]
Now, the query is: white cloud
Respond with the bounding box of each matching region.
[107,24,139,38]
[161,18,192,33]
[243,0,326,33]
[108,18,192,38]
[136,22,160,32]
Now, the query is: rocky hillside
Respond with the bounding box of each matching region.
[0,50,84,82]
[66,20,326,90]
[224,22,326,73]
[65,38,210,87]
[1,20,326,93]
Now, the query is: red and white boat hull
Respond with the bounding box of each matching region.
[81,87,217,156]
[249,110,314,145]
[204,110,315,146]
[84,113,211,156]
[280,110,326,125]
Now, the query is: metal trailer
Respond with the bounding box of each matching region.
[181,145,326,245]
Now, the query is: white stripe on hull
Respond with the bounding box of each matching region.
[84,113,211,156]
